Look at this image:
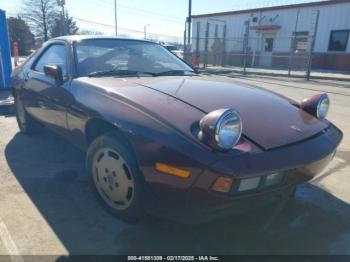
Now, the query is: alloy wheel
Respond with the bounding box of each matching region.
[92,147,135,210]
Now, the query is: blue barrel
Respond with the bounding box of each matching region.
[0,9,12,90]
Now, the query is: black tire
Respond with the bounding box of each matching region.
[86,132,145,223]
[15,94,42,134]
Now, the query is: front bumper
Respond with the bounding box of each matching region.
[183,149,336,222]
[145,124,343,222]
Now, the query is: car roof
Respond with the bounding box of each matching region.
[52,35,156,44]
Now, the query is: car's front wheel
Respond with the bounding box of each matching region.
[86,132,145,223]
[15,94,42,134]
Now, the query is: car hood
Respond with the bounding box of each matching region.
[84,76,329,150]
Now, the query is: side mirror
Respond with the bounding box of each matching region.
[193,67,200,74]
[44,65,63,84]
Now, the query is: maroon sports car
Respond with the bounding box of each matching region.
[12,36,342,222]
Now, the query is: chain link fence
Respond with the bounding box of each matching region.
[183,33,350,81]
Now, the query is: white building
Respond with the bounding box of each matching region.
[191,0,350,70]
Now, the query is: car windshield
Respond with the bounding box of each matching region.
[74,39,194,77]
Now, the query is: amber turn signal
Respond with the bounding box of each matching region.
[155,163,191,178]
[212,177,233,193]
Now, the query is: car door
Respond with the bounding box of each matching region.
[23,42,73,135]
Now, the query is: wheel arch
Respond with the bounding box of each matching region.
[85,117,132,149]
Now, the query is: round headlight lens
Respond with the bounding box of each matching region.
[215,109,242,150]
[317,95,329,119]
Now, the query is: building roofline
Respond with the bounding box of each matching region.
[192,0,350,18]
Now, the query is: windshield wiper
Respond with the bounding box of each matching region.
[88,69,196,77]
[154,70,196,76]
[88,70,156,77]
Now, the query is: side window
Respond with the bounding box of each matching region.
[33,44,67,76]
[328,30,349,51]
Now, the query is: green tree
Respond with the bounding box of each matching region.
[22,0,59,41]
[7,16,35,56]
[51,12,79,37]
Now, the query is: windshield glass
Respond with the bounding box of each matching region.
[74,39,193,77]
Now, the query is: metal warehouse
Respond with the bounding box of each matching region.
[191,0,350,71]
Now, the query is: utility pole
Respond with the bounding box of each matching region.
[57,0,66,35]
[144,24,150,40]
[114,0,118,36]
[187,0,192,45]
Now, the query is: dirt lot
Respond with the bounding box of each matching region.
[0,75,349,259]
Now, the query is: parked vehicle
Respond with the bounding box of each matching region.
[163,44,183,58]
[12,36,342,223]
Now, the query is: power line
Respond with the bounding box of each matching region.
[85,0,184,22]
[116,7,183,24]
[5,9,183,40]
[117,4,183,21]
[74,17,183,39]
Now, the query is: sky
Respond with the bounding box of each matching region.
[1,0,321,43]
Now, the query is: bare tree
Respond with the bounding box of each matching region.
[21,0,59,41]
